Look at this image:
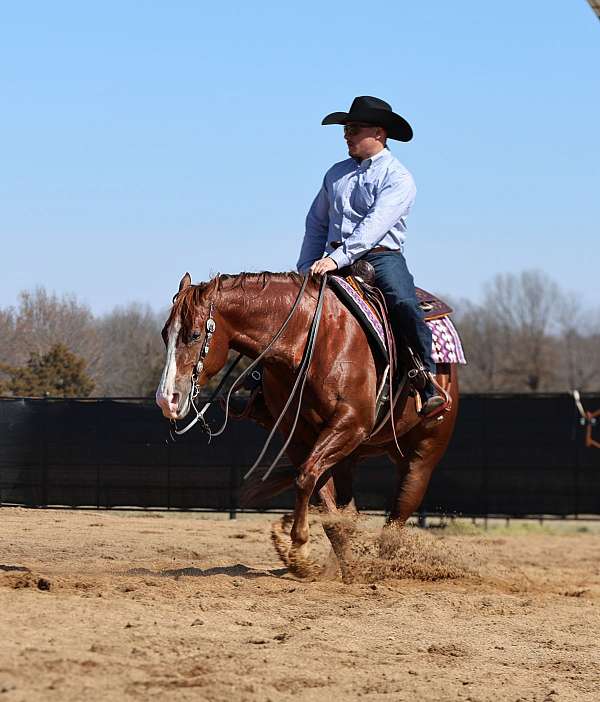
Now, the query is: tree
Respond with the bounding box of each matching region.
[0,309,16,394]
[448,298,506,392]
[482,270,561,391]
[557,303,600,392]
[453,270,600,393]
[2,343,94,397]
[0,308,16,366]
[10,288,101,375]
[94,303,166,397]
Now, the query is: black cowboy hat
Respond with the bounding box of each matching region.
[321,95,413,142]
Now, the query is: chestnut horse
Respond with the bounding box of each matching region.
[156,271,459,579]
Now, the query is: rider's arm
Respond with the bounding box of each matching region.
[297,180,329,274]
[328,171,416,270]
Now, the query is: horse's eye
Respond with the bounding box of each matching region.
[190,331,202,342]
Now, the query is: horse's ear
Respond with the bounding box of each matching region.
[178,273,192,292]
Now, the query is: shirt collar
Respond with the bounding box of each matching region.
[359,147,390,169]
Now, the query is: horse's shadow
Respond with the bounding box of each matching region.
[125,563,289,579]
[0,564,30,573]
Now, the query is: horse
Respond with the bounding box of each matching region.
[156,271,459,580]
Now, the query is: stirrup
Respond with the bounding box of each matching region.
[419,395,447,417]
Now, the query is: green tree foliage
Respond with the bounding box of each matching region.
[2,343,94,397]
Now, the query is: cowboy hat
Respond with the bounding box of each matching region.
[321,95,413,142]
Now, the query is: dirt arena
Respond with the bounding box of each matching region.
[1,508,599,702]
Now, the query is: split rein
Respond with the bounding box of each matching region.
[170,274,329,481]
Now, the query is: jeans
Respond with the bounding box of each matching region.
[361,249,436,380]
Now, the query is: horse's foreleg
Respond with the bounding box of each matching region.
[318,457,358,582]
[316,475,341,580]
[289,427,366,578]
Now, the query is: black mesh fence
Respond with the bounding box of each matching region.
[0,395,598,517]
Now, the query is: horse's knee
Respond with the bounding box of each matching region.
[296,471,317,493]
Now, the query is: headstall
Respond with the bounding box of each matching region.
[172,302,217,437]
[191,302,216,389]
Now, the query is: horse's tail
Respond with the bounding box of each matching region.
[240,464,296,507]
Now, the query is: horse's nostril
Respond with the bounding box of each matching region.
[171,393,180,407]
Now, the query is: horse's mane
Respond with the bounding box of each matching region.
[166,271,305,330]
[215,271,304,291]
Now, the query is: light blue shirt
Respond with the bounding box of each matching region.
[297,147,417,272]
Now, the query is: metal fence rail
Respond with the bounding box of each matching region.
[0,395,598,517]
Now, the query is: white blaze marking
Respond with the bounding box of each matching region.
[156,317,181,402]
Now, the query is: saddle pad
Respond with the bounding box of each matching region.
[329,276,466,364]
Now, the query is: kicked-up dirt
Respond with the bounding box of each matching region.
[1,507,599,701]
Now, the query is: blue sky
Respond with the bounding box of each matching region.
[1,1,599,314]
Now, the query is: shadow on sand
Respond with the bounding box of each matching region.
[125,563,289,579]
[0,564,30,573]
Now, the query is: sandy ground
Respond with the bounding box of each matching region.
[1,508,599,702]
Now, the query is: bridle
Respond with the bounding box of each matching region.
[169,274,331,485]
[170,302,217,437]
[190,303,216,393]
[171,275,316,440]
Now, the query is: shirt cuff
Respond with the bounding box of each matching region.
[329,247,350,269]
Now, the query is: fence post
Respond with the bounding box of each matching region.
[40,399,48,507]
[482,395,489,522]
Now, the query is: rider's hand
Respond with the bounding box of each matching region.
[310,257,338,275]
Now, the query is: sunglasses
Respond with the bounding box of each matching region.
[343,123,376,136]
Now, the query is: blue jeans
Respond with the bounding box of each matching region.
[362,250,436,379]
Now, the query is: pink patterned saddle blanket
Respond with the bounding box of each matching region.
[328,276,466,365]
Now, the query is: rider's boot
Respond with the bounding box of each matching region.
[405,348,446,417]
[420,379,446,416]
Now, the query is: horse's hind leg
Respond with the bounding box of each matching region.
[387,429,454,526]
[387,450,433,525]
[387,365,458,526]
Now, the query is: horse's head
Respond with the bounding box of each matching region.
[156,272,229,419]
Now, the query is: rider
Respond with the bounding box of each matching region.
[296,95,444,416]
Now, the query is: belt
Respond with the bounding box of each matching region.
[369,246,396,254]
[330,241,397,255]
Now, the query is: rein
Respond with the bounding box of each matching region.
[245,273,328,482]
[171,351,243,437]
[170,273,329,483]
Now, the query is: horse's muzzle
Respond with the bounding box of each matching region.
[156,390,191,420]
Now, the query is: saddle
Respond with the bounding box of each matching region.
[333,259,453,323]
[236,261,465,433]
[328,259,459,371]
[328,259,464,425]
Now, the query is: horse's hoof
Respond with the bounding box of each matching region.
[339,562,357,584]
[270,516,293,567]
[318,548,340,581]
[288,544,320,580]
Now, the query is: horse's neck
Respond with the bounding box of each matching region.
[218,278,306,360]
